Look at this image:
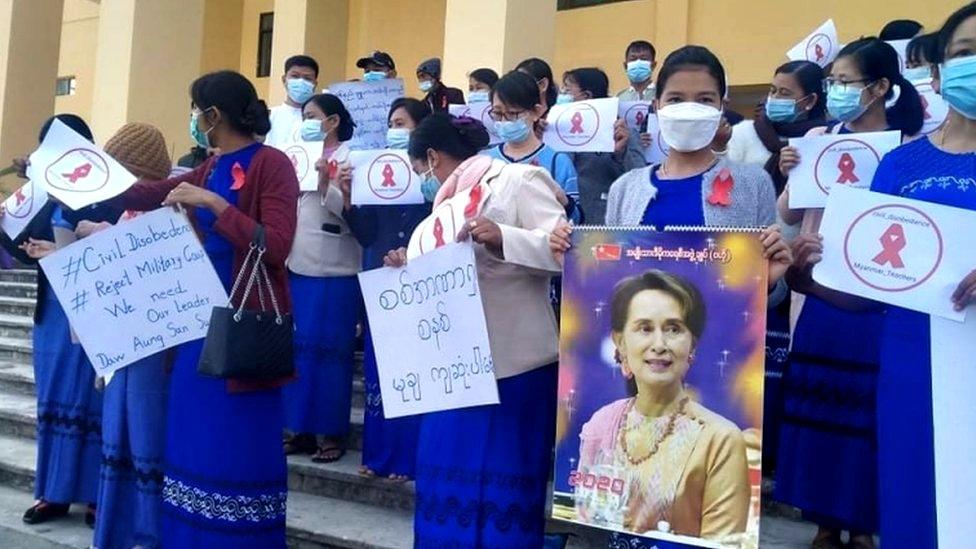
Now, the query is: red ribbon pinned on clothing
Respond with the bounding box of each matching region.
[707,168,734,207]
[464,184,483,220]
[432,218,446,248]
[836,152,859,184]
[62,163,92,184]
[814,44,825,62]
[381,164,396,187]
[570,112,584,134]
[920,95,932,120]
[872,223,907,268]
[230,162,246,190]
[327,160,338,180]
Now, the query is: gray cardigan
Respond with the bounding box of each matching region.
[605,158,777,228]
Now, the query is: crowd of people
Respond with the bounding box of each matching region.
[1,3,974,548]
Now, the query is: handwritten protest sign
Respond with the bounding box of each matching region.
[1,181,48,239]
[931,315,976,548]
[814,186,976,320]
[39,208,228,376]
[787,130,900,208]
[544,97,618,153]
[358,241,498,418]
[274,141,321,191]
[327,79,405,150]
[449,101,501,145]
[27,118,136,210]
[348,149,424,206]
[553,227,767,547]
[787,19,839,68]
[915,79,950,135]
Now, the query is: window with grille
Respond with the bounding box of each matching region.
[55,76,76,96]
[256,12,274,78]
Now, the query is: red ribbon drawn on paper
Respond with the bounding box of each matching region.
[570,111,584,134]
[707,168,734,207]
[635,111,646,128]
[289,154,298,169]
[432,218,446,248]
[871,223,907,269]
[62,163,92,184]
[814,43,825,62]
[13,188,26,207]
[381,164,396,187]
[920,95,932,120]
[836,152,859,184]
[230,162,246,190]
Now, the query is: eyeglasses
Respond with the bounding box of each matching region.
[488,109,529,122]
[823,78,875,93]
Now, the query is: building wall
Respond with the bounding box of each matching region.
[54,0,99,121]
[201,0,244,75]
[240,0,273,99]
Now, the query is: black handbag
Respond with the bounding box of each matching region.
[197,226,295,380]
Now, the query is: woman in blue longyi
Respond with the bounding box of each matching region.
[789,5,976,546]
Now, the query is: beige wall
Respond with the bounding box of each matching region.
[240,0,273,99]
[201,0,244,75]
[54,0,97,121]
[267,0,349,106]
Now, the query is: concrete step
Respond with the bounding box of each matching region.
[0,282,36,300]
[0,361,34,397]
[0,337,32,366]
[0,391,36,440]
[0,297,34,319]
[0,314,32,340]
[288,450,412,511]
[0,270,37,285]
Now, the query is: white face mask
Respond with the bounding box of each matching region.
[656,102,722,152]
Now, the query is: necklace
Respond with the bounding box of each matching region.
[619,397,689,466]
[659,155,717,178]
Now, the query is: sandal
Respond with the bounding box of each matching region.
[311,442,345,463]
[848,534,876,549]
[811,529,844,549]
[283,433,316,455]
[22,500,70,524]
[85,504,96,529]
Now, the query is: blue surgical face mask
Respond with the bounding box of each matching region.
[420,167,440,202]
[301,119,326,142]
[468,90,489,103]
[556,93,574,105]
[495,118,531,144]
[903,65,932,82]
[363,71,387,83]
[939,55,976,119]
[626,59,653,84]
[419,80,434,93]
[286,78,315,104]
[765,96,801,123]
[386,127,410,149]
[827,84,871,122]
[189,110,213,149]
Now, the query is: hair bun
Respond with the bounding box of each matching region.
[242,99,271,135]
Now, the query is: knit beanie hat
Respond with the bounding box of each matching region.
[103,122,172,180]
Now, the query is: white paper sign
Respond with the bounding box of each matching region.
[914,79,950,136]
[408,183,490,259]
[544,97,619,153]
[788,130,901,208]
[39,208,229,375]
[348,149,424,206]
[617,101,650,133]
[814,186,976,320]
[787,19,839,68]
[358,241,499,418]
[274,141,322,192]
[642,113,669,165]
[449,102,502,145]
[27,119,137,210]
[886,39,911,73]
[327,79,406,150]
[1,181,48,239]
[931,315,976,549]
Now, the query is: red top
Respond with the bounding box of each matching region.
[120,144,299,392]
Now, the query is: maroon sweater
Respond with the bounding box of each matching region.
[120,145,299,392]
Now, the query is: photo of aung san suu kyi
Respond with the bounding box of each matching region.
[552,228,766,548]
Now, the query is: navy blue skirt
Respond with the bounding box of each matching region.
[414,363,557,548]
[33,283,102,504]
[283,273,360,436]
[160,339,287,549]
[361,321,420,478]
[94,353,169,548]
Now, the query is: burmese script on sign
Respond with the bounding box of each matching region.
[358,241,499,418]
[39,208,228,375]
[327,79,405,150]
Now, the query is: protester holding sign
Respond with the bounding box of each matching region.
[485,70,580,222]
[774,38,924,549]
[340,97,431,481]
[265,55,319,147]
[560,67,646,224]
[727,61,828,194]
[283,93,362,463]
[114,70,298,548]
[381,113,566,547]
[790,6,976,546]
[1,114,117,528]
